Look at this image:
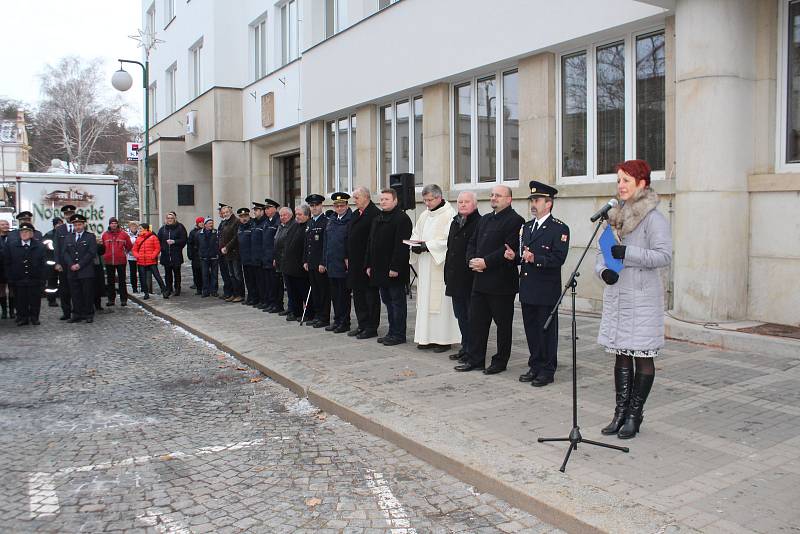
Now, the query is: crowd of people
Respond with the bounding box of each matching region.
[0,159,671,440]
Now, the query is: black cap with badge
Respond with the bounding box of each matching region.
[70,214,87,223]
[60,205,77,213]
[264,198,280,209]
[527,180,558,200]
[331,192,350,204]
[19,222,35,232]
[305,194,325,205]
[252,202,266,210]
[15,211,33,220]
[236,207,250,216]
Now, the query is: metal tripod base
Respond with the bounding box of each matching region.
[538,426,629,473]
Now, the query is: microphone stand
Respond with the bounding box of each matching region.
[537,215,629,472]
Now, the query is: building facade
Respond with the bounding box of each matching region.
[1,110,30,206]
[140,0,800,326]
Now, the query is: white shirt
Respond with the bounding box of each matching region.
[533,212,551,229]
[75,232,82,241]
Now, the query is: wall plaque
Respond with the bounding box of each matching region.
[261,92,275,128]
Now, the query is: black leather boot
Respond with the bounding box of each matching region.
[8,297,15,319]
[601,366,634,435]
[0,297,7,319]
[618,372,655,439]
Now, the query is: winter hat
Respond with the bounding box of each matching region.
[195,216,205,224]
[203,217,213,225]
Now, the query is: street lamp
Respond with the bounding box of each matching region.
[112,59,151,227]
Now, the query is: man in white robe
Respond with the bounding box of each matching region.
[409,184,462,352]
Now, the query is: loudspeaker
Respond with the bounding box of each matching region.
[389,173,415,211]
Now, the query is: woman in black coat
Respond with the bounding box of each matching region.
[280,206,310,321]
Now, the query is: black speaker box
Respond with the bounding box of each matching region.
[389,173,415,211]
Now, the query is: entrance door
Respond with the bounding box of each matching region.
[282,154,301,210]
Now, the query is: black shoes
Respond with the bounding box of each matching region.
[618,372,654,439]
[277,310,289,316]
[333,324,350,334]
[356,329,378,340]
[454,363,485,372]
[31,319,40,325]
[483,365,506,375]
[531,375,554,387]
[325,324,338,331]
[143,294,150,300]
[67,317,82,323]
[59,314,70,321]
[106,300,115,307]
[313,322,330,329]
[519,369,536,382]
[348,328,363,337]
[85,317,94,324]
[601,367,634,436]
[120,301,127,307]
[448,353,463,361]
[285,313,297,321]
[432,344,451,353]
[417,344,434,350]
[382,337,406,346]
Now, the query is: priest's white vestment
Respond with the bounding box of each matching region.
[410,201,461,345]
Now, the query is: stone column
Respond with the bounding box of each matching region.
[304,121,325,198]
[518,52,556,193]
[672,0,757,321]
[212,141,248,211]
[422,83,450,193]
[355,105,378,192]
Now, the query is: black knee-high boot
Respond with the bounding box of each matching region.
[8,296,15,319]
[601,366,634,435]
[0,297,7,319]
[618,372,654,439]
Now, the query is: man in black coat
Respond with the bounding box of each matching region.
[260,199,281,312]
[60,214,97,323]
[157,211,188,297]
[444,191,481,363]
[187,216,205,295]
[455,185,524,374]
[236,207,259,305]
[53,205,77,320]
[346,187,381,339]
[281,205,311,322]
[219,205,243,302]
[365,188,412,346]
[516,181,570,387]
[3,222,47,325]
[303,194,330,328]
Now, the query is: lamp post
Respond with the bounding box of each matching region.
[112,60,150,227]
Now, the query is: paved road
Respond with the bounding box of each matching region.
[0,303,558,534]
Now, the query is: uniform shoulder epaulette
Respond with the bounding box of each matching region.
[551,217,566,226]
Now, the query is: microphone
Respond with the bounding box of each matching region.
[590,198,619,222]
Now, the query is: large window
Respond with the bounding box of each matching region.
[452,69,518,186]
[325,115,357,193]
[189,40,202,98]
[785,1,800,164]
[281,0,299,65]
[164,0,175,26]
[558,30,665,182]
[378,96,424,187]
[146,3,156,35]
[252,17,267,80]
[165,63,177,114]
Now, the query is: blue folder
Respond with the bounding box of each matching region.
[599,225,624,273]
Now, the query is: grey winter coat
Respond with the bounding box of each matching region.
[595,188,672,352]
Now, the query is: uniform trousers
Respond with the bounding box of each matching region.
[352,286,380,332]
[329,277,351,328]
[57,270,72,316]
[258,268,275,306]
[308,269,330,324]
[466,291,516,369]
[284,274,309,318]
[12,282,43,321]
[105,264,128,303]
[243,264,259,303]
[522,303,558,378]
[46,268,58,304]
[163,264,181,293]
[68,276,94,318]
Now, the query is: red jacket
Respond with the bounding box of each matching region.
[133,230,161,266]
[101,228,132,265]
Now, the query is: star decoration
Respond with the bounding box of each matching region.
[129,28,164,57]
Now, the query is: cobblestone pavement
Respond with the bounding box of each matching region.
[0,303,559,534]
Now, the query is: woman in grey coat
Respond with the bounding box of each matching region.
[595,159,672,440]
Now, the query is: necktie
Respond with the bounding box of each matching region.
[68,224,73,232]
[533,221,539,232]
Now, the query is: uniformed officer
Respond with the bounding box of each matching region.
[250,202,267,308]
[517,180,570,387]
[53,204,77,320]
[323,192,353,333]
[236,207,258,305]
[261,198,282,313]
[60,214,97,323]
[303,194,330,328]
[43,217,63,307]
[3,222,47,325]
[8,211,43,243]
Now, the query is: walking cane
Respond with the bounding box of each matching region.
[299,286,312,325]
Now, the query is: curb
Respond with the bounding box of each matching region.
[130,294,689,534]
[665,317,800,358]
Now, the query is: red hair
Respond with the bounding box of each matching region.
[615,159,651,186]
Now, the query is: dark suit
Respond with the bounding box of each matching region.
[3,239,46,322]
[60,231,97,319]
[444,209,481,356]
[347,202,380,333]
[465,205,525,369]
[304,213,330,324]
[53,223,75,317]
[281,221,309,318]
[519,214,570,379]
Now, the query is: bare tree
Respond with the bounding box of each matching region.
[33,56,124,173]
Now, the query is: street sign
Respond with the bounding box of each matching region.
[126,142,141,161]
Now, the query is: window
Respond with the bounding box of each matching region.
[324,116,357,193]
[252,17,268,80]
[146,3,156,34]
[558,29,666,182]
[164,0,175,26]
[451,69,518,186]
[377,96,423,188]
[281,0,299,65]
[784,1,800,164]
[190,40,202,98]
[177,184,194,206]
[148,82,158,124]
[325,0,335,38]
[165,63,177,114]
[378,0,399,9]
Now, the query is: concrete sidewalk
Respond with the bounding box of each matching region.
[132,287,800,534]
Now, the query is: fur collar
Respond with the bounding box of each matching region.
[607,187,659,238]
